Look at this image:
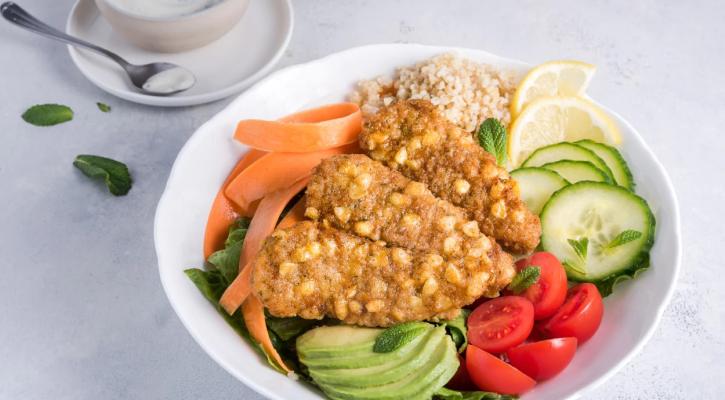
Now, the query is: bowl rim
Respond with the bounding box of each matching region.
[154,43,682,400]
[95,0,243,23]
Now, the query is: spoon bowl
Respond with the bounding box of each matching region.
[1,2,196,96]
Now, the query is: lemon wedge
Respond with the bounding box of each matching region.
[508,96,622,167]
[511,60,596,117]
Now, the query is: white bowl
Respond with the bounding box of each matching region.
[154,44,681,400]
[95,0,249,52]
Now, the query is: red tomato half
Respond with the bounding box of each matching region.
[446,354,477,391]
[468,296,534,353]
[511,252,568,320]
[466,345,536,395]
[506,337,578,381]
[538,283,603,344]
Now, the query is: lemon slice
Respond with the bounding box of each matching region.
[508,96,622,167]
[511,60,596,117]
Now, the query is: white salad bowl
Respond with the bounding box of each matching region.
[154,44,681,400]
[95,0,250,52]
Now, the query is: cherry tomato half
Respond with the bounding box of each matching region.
[506,337,578,381]
[466,345,536,395]
[538,283,603,344]
[510,252,568,320]
[468,296,534,353]
[446,354,477,391]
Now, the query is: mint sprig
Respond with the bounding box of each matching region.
[603,230,642,251]
[73,155,132,196]
[22,104,73,126]
[507,266,541,294]
[568,237,589,260]
[373,322,429,353]
[476,118,507,166]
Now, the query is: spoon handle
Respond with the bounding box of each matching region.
[1,2,130,67]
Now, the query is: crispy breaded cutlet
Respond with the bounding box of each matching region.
[252,221,511,327]
[360,99,541,254]
[305,154,514,298]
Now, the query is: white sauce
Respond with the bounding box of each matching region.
[108,0,223,19]
[143,67,196,94]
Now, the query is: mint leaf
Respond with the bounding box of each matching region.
[507,266,541,294]
[73,155,132,196]
[441,309,470,353]
[22,104,73,126]
[603,229,642,251]
[373,322,429,353]
[207,218,250,283]
[567,237,589,260]
[476,118,507,166]
[434,387,517,400]
[96,102,111,112]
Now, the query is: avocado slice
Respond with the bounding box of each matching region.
[298,324,459,400]
[299,324,432,370]
[310,327,445,387]
[297,326,382,359]
[318,329,458,400]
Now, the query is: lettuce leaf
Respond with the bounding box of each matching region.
[206,218,250,283]
[435,387,517,400]
[186,217,321,375]
[266,314,321,342]
[441,309,470,353]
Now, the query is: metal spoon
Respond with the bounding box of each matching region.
[1,2,196,96]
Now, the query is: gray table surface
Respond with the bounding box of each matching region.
[1,0,723,399]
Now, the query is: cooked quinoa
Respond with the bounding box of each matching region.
[349,53,517,131]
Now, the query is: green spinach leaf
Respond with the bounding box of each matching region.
[207,218,250,283]
[435,387,517,400]
[441,309,470,353]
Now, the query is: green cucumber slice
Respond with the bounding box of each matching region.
[540,182,655,290]
[522,142,615,181]
[510,167,570,214]
[541,160,612,184]
[575,139,635,190]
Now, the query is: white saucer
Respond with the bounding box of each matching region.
[65,0,293,107]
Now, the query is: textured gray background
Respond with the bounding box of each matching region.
[1,0,723,399]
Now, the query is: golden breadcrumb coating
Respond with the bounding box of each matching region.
[360,99,540,254]
[252,221,514,327]
[306,154,514,298]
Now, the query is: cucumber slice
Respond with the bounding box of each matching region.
[522,142,615,181]
[510,167,569,214]
[575,139,635,190]
[540,182,655,289]
[541,160,612,184]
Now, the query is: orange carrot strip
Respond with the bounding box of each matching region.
[233,103,362,153]
[224,142,359,212]
[243,295,291,373]
[277,196,306,229]
[203,149,266,259]
[219,177,310,315]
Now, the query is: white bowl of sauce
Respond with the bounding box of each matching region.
[95,0,250,53]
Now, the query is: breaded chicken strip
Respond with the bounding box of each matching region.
[306,154,514,298]
[360,100,541,254]
[252,221,513,327]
